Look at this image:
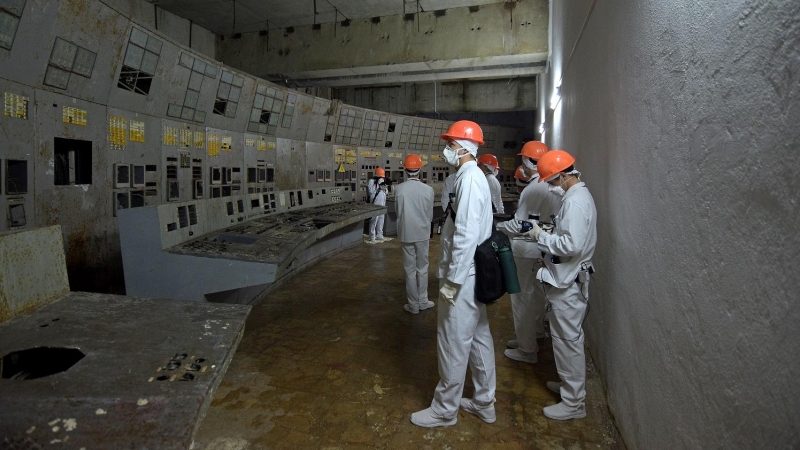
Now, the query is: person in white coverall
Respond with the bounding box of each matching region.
[395,154,435,314]
[366,167,387,244]
[477,154,504,214]
[496,150,561,364]
[523,149,597,421]
[411,120,496,427]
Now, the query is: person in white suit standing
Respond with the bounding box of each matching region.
[411,120,496,428]
[395,154,435,314]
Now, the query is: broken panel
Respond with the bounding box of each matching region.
[118,28,162,96]
[5,159,27,194]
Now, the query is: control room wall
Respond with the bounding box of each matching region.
[0,0,525,293]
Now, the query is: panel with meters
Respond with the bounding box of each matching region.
[205,126,243,200]
[333,145,358,193]
[306,142,334,190]
[243,134,277,196]
[161,119,208,204]
[356,147,383,203]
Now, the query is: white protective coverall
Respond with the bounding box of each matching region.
[431,160,495,418]
[441,173,456,213]
[367,177,387,240]
[536,181,596,409]
[496,174,562,354]
[395,178,435,309]
[485,172,504,214]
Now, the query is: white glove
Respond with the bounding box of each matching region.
[439,280,459,306]
[523,222,543,242]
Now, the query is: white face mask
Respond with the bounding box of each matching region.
[443,146,461,166]
[548,175,566,197]
[523,157,537,171]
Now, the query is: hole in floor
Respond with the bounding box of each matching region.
[1,347,85,380]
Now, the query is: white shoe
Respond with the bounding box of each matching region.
[403,304,419,314]
[418,300,435,311]
[375,238,385,243]
[504,348,537,364]
[381,237,393,241]
[459,398,496,424]
[365,239,377,245]
[546,381,562,395]
[543,402,586,421]
[410,408,456,427]
[506,339,518,349]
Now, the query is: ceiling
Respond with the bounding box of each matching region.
[150,0,510,35]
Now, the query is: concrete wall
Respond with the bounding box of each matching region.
[101,0,217,58]
[218,1,548,77]
[545,0,800,448]
[333,78,538,115]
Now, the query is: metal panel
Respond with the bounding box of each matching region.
[275,138,307,191]
[0,225,69,323]
[0,78,36,233]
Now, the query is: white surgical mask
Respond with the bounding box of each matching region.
[548,175,567,197]
[523,157,537,171]
[443,146,460,166]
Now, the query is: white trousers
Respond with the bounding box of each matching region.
[369,214,385,240]
[402,241,430,306]
[546,280,589,408]
[431,275,496,418]
[510,257,546,353]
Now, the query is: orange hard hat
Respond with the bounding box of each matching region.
[514,165,533,181]
[537,150,575,183]
[477,154,499,171]
[374,167,386,178]
[518,141,549,161]
[404,154,423,170]
[440,120,484,146]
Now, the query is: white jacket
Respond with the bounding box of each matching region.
[496,174,562,259]
[485,173,504,214]
[536,182,597,288]
[438,161,493,285]
[395,178,434,243]
[367,177,387,206]
[441,173,456,212]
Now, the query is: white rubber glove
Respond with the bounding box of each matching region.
[439,280,459,306]
[523,222,543,242]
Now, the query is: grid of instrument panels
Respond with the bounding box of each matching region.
[359,112,388,147]
[213,70,244,118]
[248,85,285,135]
[335,107,364,145]
[44,37,97,90]
[117,28,163,96]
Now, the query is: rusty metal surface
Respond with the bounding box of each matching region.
[0,291,251,449]
[0,226,69,324]
[169,202,386,264]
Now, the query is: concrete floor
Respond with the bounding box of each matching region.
[193,235,625,449]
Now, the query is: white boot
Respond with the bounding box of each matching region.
[546,381,562,395]
[410,408,457,427]
[543,402,585,420]
[459,398,496,424]
[504,348,537,364]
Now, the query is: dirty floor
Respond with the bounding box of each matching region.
[193,235,625,450]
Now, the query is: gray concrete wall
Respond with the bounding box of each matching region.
[101,0,217,58]
[333,78,537,115]
[218,1,548,77]
[545,1,800,448]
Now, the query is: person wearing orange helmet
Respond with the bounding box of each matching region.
[366,167,389,244]
[395,154,435,314]
[518,140,549,178]
[523,149,597,421]
[411,121,496,428]
[477,154,504,214]
[496,143,561,366]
